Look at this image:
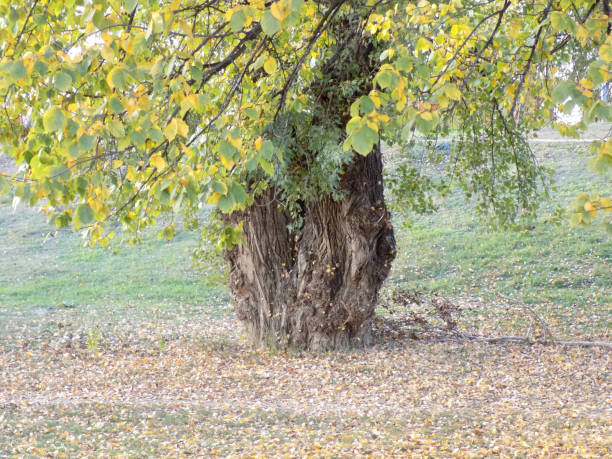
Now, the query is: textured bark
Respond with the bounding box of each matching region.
[226,145,395,350]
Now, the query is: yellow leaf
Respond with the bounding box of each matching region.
[112,160,123,169]
[163,121,177,141]
[175,118,189,138]
[101,45,115,61]
[126,166,137,181]
[187,94,200,110]
[270,0,290,22]
[255,137,263,150]
[365,119,379,132]
[164,118,189,141]
[180,142,194,159]
[600,197,612,211]
[420,111,433,121]
[228,136,242,150]
[207,192,222,204]
[264,56,277,74]
[599,44,612,62]
[580,78,595,90]
[150,154,167,170]
[179,20,193,37]
[87,196,104,213]
[584,201,597,216]
[370,93,381,108]
[221,155,235,171]
[444,84,461,101]
[437,93,450,109]
[415,36,430,52]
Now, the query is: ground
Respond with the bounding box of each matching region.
[0,125,610,457]
[1,331,609,456]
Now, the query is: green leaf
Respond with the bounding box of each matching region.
[218,140,237,158]
[148,127,164,143]
[259,157,274,175]
[73,203,94,229]
[132,33,149,55]
[108,119,125,138]
[592,152,612,173]
[107,66,128,90]
[550,12,575,33]
[212,180,228,194]
[395,56,412,72]
[346,116,362,135]
[229,182,247,204]
[42,107,67,133]
[217,194,234,213]
[261,10,281,36]
[350,99,360,117]
[33,60,48,75]
[123,0,137,11]
[376,71,393,90]
[415,112,438,133]
[259,140,275,160]
[588,101,612,123]
[54,71,73,91]
[243,107,259,120]
[130,129,146,146]
[109,96,124,114]
[78,135,96,152]
[229,9,247,32]
[9,60,26,80]
[551,81,577,105]
[352,125,378,156]
[360,96,375,115]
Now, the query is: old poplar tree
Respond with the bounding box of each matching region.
[0,0,610,349]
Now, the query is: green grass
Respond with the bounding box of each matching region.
[382,141,611,339]
[0,199,229,343]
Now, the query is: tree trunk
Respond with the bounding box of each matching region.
[226,145,396,351]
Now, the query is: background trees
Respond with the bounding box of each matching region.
[0,0,610,349]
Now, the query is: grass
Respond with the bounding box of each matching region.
[0,132,610,456]
[383,141,611,340]
[0,199,229,344]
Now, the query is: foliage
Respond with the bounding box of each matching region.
[0,0,610,244]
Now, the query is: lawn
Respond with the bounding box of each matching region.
[0,131,610,457]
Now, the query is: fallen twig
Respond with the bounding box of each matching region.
[455,333,612,348]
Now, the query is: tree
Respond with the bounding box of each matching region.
[0,0,610,350]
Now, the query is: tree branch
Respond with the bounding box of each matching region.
[274,0,346,119]
[510,0,554,119]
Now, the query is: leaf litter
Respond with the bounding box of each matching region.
[0,302,610,458]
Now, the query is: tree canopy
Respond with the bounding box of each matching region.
[0,0,610,244]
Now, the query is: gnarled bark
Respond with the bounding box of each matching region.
[226,145,395,350]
